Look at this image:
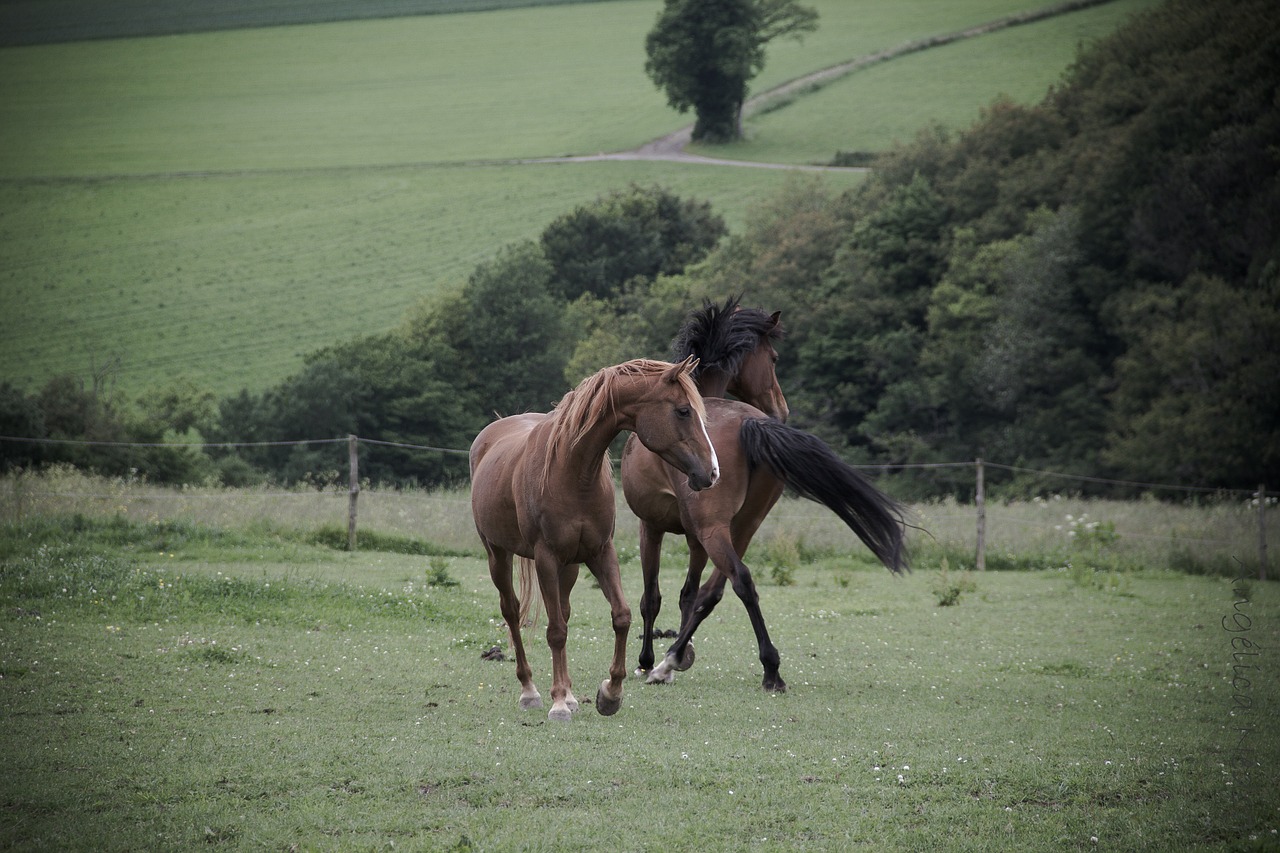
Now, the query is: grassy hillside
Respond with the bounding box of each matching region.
[0,164,862,396]
[726,0,1163,164]
[0,0,1150,398]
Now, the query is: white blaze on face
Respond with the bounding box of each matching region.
[697,410,720,486]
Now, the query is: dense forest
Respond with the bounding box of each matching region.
[3,0,1276,496]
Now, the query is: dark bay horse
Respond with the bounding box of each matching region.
[621,298,907,692]
[470,357,719,721]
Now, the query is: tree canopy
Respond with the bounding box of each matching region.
[644,0,818,143]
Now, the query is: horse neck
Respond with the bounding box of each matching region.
[695,368,732,400]
[543,398,629,492]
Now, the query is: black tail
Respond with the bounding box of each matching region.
[740,418,908,573]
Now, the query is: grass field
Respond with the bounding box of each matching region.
[0,0,1150,398]
[0,165,860,396]
[722,0,1163,165]
[1,487,1276,850]
[0,0,635,47]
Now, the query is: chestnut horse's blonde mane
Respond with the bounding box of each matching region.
[540,359,705,484]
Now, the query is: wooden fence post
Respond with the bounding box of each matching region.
[347,435,360,552]
[975,458,986,571]
[1259,484,1269,581]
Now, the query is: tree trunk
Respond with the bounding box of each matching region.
[692,83,744,143]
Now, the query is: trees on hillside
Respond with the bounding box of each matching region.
[540,185,725,301]
[659,0,1278,494]
[644,0,818,143]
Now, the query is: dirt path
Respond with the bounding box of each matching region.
[526,0,1115,172]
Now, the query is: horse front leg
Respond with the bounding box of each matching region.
[487,545,541,710]
[648,539,708,683]
[672,540,709,672]
[636,522,664,676]
[653,536,786,693]
[650,536,726,685]
[587,545,631,716]
[557,562,581,714]
[533,548,575,721]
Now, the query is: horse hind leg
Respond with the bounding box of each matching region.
[490,548,541,710]
[730,558,786,693]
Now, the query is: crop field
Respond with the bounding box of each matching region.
[0,0,1155,397]
[1,474,1277,850]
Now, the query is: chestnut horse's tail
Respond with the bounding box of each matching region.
[516,556,542,635]
[739,418,909,573]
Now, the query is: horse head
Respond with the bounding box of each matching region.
[725,310,788,422]
[675,298,788,422]
[632,356,720,492]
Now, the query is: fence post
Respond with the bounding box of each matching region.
[975,458,986,571]
[1259,484,1268,582]
[347,435,360,552]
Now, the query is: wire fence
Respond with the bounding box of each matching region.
[0,433,1272,579]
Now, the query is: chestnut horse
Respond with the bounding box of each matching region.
[621,298,907,693]
[470,357,719,721]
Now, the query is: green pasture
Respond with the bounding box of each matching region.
[0,164,861,397]
[725,0,1164,165]
[0,0,1154,398]
[1,485,1276,850]
[0,0,636,48]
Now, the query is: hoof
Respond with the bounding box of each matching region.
[548,705,573,722]
[595,681,622,716]
[520,693,543,710]
[565,692,580,713]
[647,656,676,684]
[763,676,787,694]
[673,642,696,672]
[645,668,674,685]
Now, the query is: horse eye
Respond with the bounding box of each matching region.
[675,405,692,419]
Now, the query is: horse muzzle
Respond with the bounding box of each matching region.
[686,462,719,492]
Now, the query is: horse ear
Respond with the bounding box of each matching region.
[769,311,782,328]
[667,355,699,382]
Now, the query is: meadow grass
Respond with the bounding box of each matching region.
[0,0,1138,399]
[5,468,1271,584]
[1,502,1277,850]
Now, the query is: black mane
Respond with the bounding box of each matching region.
[672,296,784,379]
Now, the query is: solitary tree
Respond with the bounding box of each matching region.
[644,0,818,143]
